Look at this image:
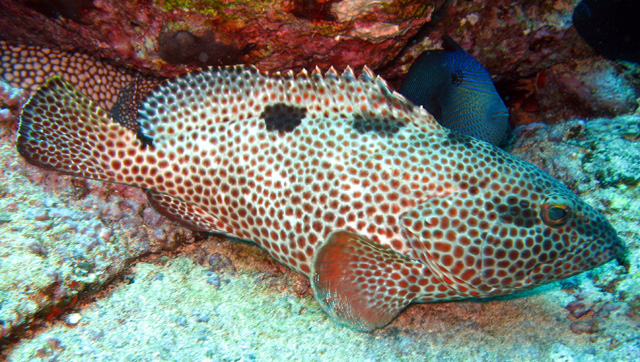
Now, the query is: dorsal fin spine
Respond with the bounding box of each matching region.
[137,64,441,147]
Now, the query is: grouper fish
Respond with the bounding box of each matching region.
[5,45,626,331]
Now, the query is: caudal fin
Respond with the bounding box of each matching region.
[17,76,144,183]
[311,230,428,331]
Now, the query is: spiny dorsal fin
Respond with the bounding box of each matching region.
[137,65,440,147]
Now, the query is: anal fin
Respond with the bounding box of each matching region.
[311,230,427,331]
[146,190,225,234]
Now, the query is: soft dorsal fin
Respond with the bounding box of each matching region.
[0,40,137,111]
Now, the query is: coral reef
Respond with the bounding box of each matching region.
[0,0,639,359]
[21,0,97,23]
[157,30,252,67]
[0,0,439,76]
[382,0,640,127]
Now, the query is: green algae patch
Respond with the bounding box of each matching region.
[163,0,226,16]
[162,0,275,17]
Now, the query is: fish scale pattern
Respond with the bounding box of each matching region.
[20,66,443,274]
[0,41,135,111]
[17,63,626,331]
[133,66,444,274]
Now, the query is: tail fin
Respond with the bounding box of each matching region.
[17,76,144,183]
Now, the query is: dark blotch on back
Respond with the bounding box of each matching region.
[352,116,403,135]
[261,103,306,133]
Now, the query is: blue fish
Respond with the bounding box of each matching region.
[400,36,510,146]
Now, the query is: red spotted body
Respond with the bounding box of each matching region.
[7,45,626,331]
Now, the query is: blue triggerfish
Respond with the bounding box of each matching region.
[400,35,510,146]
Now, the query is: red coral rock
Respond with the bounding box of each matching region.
[0,0,441,76]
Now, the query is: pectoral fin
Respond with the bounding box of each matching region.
[311,230,428,331]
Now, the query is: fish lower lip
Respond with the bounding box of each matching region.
[611,237,629,271]
[616,252,630,272]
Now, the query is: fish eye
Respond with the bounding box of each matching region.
[541,200,573,228]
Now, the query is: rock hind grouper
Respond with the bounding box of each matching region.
[16,63,626,331]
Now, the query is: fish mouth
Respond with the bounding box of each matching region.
[525,235,629,284]
[587,233,628,269]
[611,236,629,271]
